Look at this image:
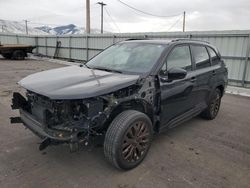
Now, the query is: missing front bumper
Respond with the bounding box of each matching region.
[10,92,94,151]
[10,92,76,142]
[19,109,73,141]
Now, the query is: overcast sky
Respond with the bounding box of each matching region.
[0,0,250,33]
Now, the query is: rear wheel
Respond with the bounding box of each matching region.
[12,50,25,60]
[201,88,221,120]
[104,110,153,170]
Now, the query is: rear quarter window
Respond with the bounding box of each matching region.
[207,47,220,65]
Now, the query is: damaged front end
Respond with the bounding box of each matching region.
[10,82,149,151]
[11,91,109,151]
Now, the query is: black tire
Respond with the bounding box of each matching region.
[104,110,153,170]
[201,88,222,120]
[2,53,12,59]
[12,50,25,60]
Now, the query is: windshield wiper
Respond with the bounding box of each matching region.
[91,67,123,74]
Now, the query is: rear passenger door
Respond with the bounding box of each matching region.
[191,45,214,107]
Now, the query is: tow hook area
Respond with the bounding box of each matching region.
[38,138,79,152]
[39,137,90,152]
[39,138,67,151]
[69,142,79,152]
[39,138,51,151]
[10,117,22,124]
[69,138,89,152]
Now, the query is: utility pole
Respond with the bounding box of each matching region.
[24,20,29,35]
[86,0,90,34]
[97,2,107,34]
[182,11,186,32]
[1,25,7,33]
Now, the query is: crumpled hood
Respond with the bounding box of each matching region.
[18,65,140,99]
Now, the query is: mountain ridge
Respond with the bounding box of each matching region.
[0,19,107,35]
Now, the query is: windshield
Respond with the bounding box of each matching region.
[86,42,166,74]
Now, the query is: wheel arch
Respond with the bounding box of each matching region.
[104,99,154,130]
[216,84,225,96]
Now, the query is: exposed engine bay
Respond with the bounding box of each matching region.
[11,76,159,151]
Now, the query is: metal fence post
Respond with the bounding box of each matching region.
[86,35,89,61]
[45,37,48,56]
[242,34,250,87]
[16,35,19,44]
[69,36,72,60]
[35,36,38,54]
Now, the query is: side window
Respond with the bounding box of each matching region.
[192,45,210,69]
[162,46,192,74]
[207,47,220,65]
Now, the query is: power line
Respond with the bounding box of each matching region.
[167,15,183,31]
[103,13,115,32]
[1,19,63,27]
[28,21,66,27]
[116,0,181,18]
[0,19,23,24]
[104,7,121,33]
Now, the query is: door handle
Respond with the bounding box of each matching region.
[190,77,196,82]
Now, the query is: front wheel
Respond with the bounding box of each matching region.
[201,88,222,120]
[104,110,153,170]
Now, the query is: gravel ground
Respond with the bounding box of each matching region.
[0,57,250,188]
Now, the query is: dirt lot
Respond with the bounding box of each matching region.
[0,57,250,188]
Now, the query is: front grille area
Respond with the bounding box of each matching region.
[26,91,104,131]
[27,91,53,123]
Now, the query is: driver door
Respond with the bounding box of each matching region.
[159,45,197,129]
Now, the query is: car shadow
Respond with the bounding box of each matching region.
[39,116,203,172]
[0,55,33,61]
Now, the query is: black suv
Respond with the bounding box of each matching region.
[11,39,228,170]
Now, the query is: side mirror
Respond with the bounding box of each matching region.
[167,67,187,81]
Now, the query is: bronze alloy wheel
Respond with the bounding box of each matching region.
[122,121,150,163]
[210,92,221,117]
[200,88,222,120]
[104,110,153,170]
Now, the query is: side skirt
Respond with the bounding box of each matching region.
[159,103,207,133]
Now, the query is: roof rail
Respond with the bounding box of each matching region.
[125,38,148,41]
[125,35,150,41]
[125,38,150,41]
[171,38,210,44]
